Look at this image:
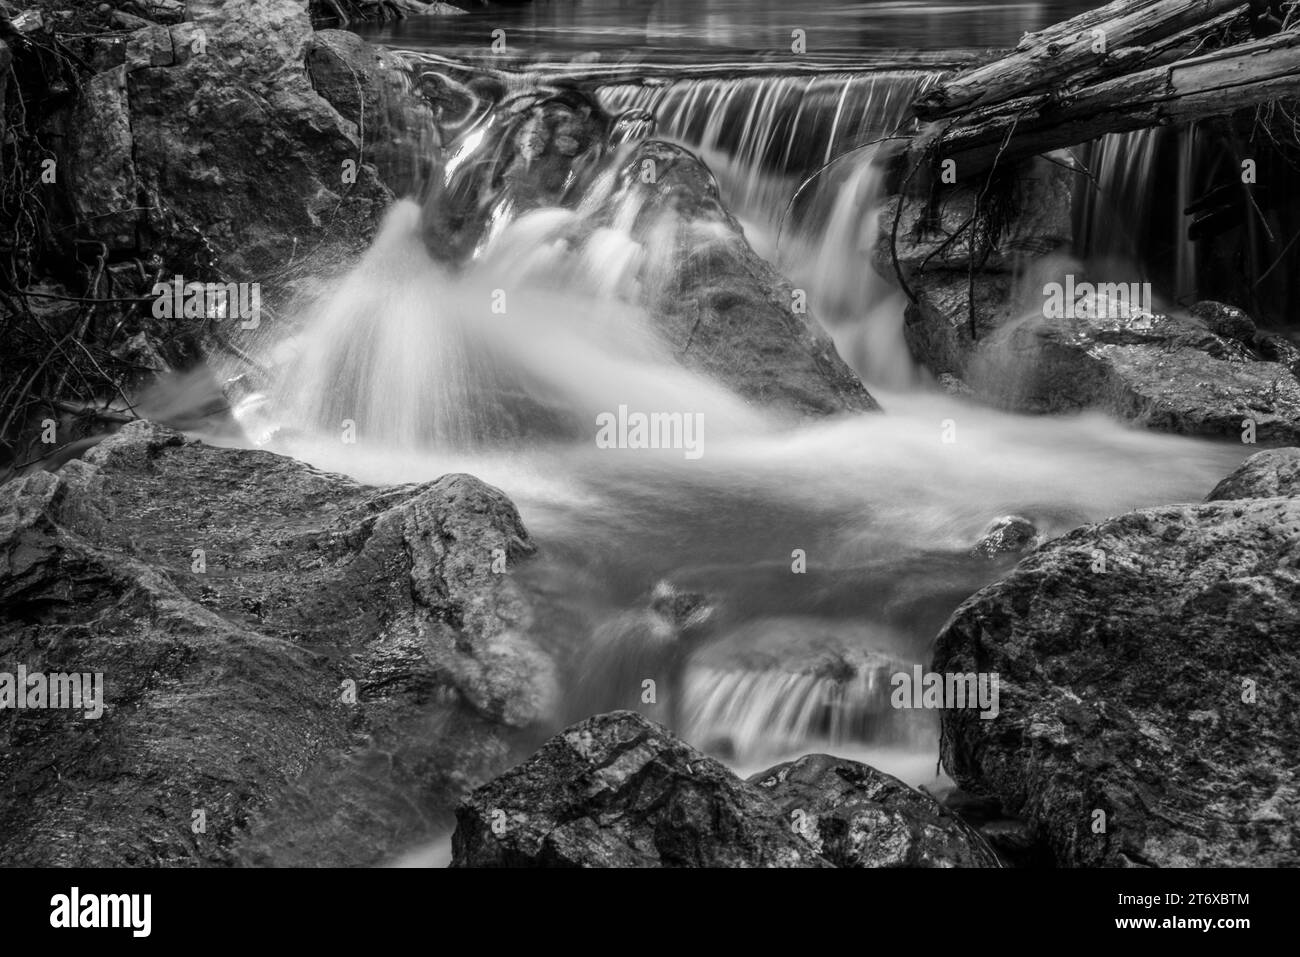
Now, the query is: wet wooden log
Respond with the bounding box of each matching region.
[906,29,1300,181]
[913,0,1250,119]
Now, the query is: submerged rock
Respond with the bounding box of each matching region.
[933,460,1300,866]
[970,514,1038,558]
[0,421,554,865]
[452,710,997,867]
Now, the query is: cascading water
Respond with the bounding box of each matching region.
[599,71,935,386]
[1074,124,1201,303]
[219,28,1249,864]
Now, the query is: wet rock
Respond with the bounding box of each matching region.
[875,152,1300,441]
[904,271,1300,442]
[933,464,1300,866]
[306,29,440,197]
[1191,300,1257,343]
[452,711,999,867]
[605,140,879,417]
[874,155,1074,275]
[420,88,610,263]
[970,515,1038,558]
[937,372,974,398]
[125,23,173,69]
[60,66,138,249]
[452,710,824,867]
[416,84,876,417]
[0,421,553,865]
[750,754,999,867]
[47,0,395,277]
[1205,447,1300,501]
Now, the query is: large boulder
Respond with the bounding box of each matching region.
[601,141,879,417]
[415,83,877,418]
[0,421,554,865]
[52,0,398,279]
[451,710,997,867]
[932,460,1300,867]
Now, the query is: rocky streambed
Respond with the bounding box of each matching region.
[3,0,1299,869]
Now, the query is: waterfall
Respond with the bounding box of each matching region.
[599,71,937,387]
[1074,124,1200,303]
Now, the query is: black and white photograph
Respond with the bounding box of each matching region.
[0,0,1295,932]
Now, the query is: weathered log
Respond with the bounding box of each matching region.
[913,0,1248,119]
[910,30,1300,181]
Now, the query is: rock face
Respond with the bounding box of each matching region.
[0,421,554,865]
[52,0,399,279]
[451,710,996,867]
[306,29,439,199]
[932,461,1300,867]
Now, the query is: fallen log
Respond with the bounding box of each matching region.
[913,0,1249,119]
[908,29,1300,182]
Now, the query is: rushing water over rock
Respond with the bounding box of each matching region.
[236,34,1249,811]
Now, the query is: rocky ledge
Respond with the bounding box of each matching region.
[933,447,1300,866]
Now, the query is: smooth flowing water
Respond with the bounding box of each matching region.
[213,3,1248,863]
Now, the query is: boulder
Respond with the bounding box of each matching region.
[0,421,554,865]
[417,85,878,418]
[902,271,1300,442]
[52,0,398,281]
[750,754,1000,867]
[599,140,879,417]
[1206,447,1300,501]
[933,465,1300,866]
[452,710,998,867]
[452,711,823,867]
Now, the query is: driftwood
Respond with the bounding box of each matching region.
[913,0,1249,119]
[919,30,1300,179]
[893,0,1299,183]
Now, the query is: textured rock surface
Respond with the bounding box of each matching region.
[452,711,821,867]
[901,271,1300,442]
[306,29,439,198]
[606,141,879,417]
[970,515,1038,558]
[53,0,397,278]
[452,711,997,867]
[0,421,553,865]
[750,754,999,867]
[1206,447,1300,501]
[933,466,1300,867]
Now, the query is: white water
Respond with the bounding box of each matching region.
[197,66,1250,871]
[238,196,1243,793]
